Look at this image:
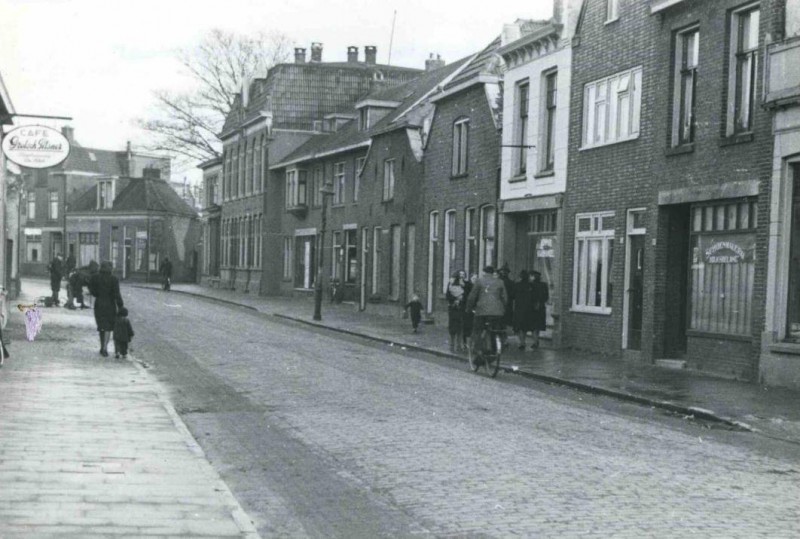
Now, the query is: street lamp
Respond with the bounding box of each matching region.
[313,179,335,321]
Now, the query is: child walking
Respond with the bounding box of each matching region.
[113,307,134,359]
[405,293,423,333]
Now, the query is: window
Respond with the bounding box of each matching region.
[295,235,316,289]
[333,162,346,205]
[582,67,642,148]
[372,227,382,294]
[27,192,36,220]
[390,225,401,300]
[285,169,307,208]
[428,211,439,305]
[111,229,120,270]
[690,200,756,335]
[49,191,58,220]
[443,210,456,292]
[283,237,293,279]
[344,229,358,284]
[728,5,759,135]
[452,118,469,176]
[541,71,558,172]
[332,231,343,280]
[464,207,477,276]
[26,233,41,262]
[97,180,114,209]
[515,81,530,175]
[573,212,615,313]
[247,217,255,267]
[254,135,262,194]
[480,206,496,270]
[383,159,395,201]
[354,157,365,202]
[80,232,100,268]
[606,0,619,22]
[245,139,253,195]
[672,28,699,146]
[232,145,239,199]
[222,150,229,201]
[238,143,245,197]
[359,108,369,131]
[312,167,323,207]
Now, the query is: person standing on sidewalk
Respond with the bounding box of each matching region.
[462,272,477,350]
[159,257,173,291]
[512,270,535,350]
[89,261,123,357]
[445,272,466,352]
[47,254,64,306]
[405,293,423,333]
[113,307,134,359]
[530,270,549,348]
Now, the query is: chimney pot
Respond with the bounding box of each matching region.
[553,0,563,23]
[425,53,446,71]
[364,45,377,65]
[294,47,306,63]
[347,46,359,63]
[310,42,323,62]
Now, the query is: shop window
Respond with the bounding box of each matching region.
[79,232,100,268]
[573,212,615,313]
[26,233,42,262]
[689,200,756,335]
[345,229,358,284]
[332,231,343,280]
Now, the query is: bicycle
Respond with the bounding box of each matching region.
[468,316,504,378]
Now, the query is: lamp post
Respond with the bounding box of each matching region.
[313,179,335,321]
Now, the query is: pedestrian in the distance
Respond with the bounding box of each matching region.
[159,256,173,291]
[462,272,477,349]
[512,270,535,350]
[47,254,64,306]
[113,307,134,359]
[497,264,514,344]
[67,268,88,310]
[89,261,123,357]
[446,271,466,352]
[530,270,549,348]
[405,293,423,333]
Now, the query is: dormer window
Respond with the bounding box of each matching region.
[359,108,369,131]
[97,180,114,210]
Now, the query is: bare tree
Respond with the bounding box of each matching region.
[138,29,292,163]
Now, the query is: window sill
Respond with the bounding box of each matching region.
[719,132,754,147]
[685,330,752,342]
[769,342,800,356]
[381,199,394,204]
[579,134,640,151]
[450,173,469,180]
[534,170,555,179]
[331,203,345,209]
[570,306,612,315]
[665,143,694,156]
[508,173,527,183]
[604,17,619,25]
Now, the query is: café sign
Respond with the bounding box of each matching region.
[698,234,755,264]
[2,125,70,169]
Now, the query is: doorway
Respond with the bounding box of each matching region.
[405,224,415,303]
[623,209,646,350]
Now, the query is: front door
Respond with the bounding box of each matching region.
[405,224,415,303]
[623,209,646,350]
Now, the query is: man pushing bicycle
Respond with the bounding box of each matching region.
[465,265,508,358]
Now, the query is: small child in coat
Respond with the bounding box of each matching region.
[113,307,134,359]
[405,293,423,333]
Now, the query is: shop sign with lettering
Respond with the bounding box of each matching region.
[2,125,70,169]
[697,234,755,264]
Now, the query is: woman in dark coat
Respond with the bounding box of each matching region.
[89,261,123,357]
[512,270,535,350]
[530,270,549,348]
[445,271,466,352]
[462,272,476,349]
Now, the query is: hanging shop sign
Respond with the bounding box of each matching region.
[2,125,70,169]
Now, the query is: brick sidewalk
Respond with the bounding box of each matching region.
[0,281,258,538]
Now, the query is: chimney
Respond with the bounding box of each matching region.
[425,53,446,71]
[310,42,323,62]
[61,125,74,142]
[142,166,161,180]
[552,0,563,24]
[501,23,521,46]
[347,46,359,63]
[294,47,306,63]
[364,45,377,65]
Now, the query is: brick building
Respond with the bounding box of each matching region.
[20,127,170,277]
[760,1,800,387]
[268,57,469,314]
[497,4,580,347]
[423,39,503,316]
[198,156,222,284]
[563,0,779,381]
[216,43,421,294]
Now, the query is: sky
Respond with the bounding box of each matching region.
[0,0,554,183]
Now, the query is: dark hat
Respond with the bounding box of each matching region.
[483,265,495,274]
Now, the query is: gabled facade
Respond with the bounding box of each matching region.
[267,58,469,313]
[20,127,170,277]
[216,43,422,294]
[66,174,200,282]
[423,38,503,315]
[497,4,580,347]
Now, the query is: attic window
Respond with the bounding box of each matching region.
[359,108,370,131]
[97,179,114,209]
[88,152,97,162]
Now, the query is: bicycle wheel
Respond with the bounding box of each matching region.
[468,343,482,372]
[484,334,501,378]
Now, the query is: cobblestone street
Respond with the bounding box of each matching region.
[127,286,800,538]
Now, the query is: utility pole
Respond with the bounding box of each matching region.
[313,179,335,321]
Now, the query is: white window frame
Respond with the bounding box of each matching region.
[464,207,476,277]
[333,162,346,205]
[540,69,558,173]
[515,81,530,176]
[354,157,366,202]
[97,180,115,210]
[372,226,382,294]
[479,205,496,270]
[48,191,58,220]
[383,159,395,201]
[582,67,642,149]
[606,0,619,23]
[726,3,760,136]
[452,118,469,176]
[572,211,616,314]
[672,27,700,147]
[27,192,36,220]
[427,211,440,311]
[332,230,343,280]
[443,210,456,293]
[283,237,293,279]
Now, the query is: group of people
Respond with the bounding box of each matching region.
[444,264,548,353]
[47,254,134,359]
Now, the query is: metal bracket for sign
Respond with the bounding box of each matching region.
[500,144,537,148]
[0,113,73,121]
